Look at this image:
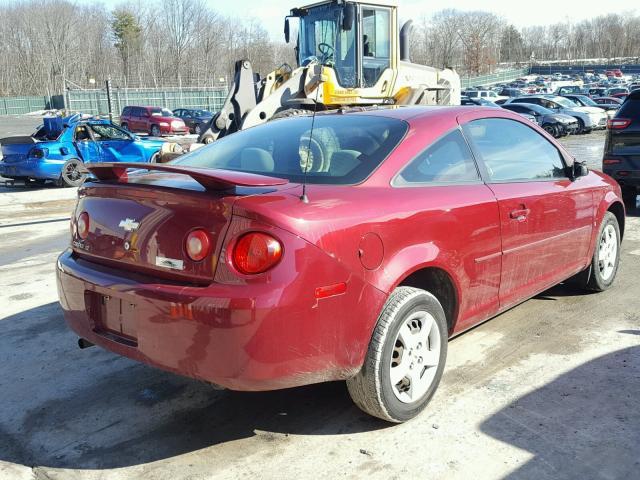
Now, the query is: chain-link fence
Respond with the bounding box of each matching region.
[66,87,229,118]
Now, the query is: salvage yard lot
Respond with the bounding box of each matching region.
[0,120,639,479]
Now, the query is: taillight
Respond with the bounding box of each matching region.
[232,232,283,275]
[29,148,48,159]
[603,159,621,165]
[77,212,90,239]
[607,118,631,129]
[185,229,211,261]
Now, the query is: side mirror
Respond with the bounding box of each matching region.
[342,3,355,31]
[284,17,290,43]
[572,161,588,179]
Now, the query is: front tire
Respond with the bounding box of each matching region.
[543,124,558,137]
[347,287,448,423]
[150,125,161,137]
[587,212,621,291]
[622,187,637,209]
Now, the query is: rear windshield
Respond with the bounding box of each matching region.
[618,98,640,118]
[171,114,408,184]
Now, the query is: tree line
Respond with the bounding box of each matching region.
[1,0,640,97]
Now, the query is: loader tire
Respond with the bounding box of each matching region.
[269,108,312,121]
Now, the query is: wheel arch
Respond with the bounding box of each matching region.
[396,266,460,334]
[608,201,625,240]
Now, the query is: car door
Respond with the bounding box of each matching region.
[89,123,143,163]
[462,117,593,309]
[73,124,102,162]
[392,128,502,331]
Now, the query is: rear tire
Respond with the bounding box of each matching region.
[346,287,448,423]
[56,159,85,187]
[576,118,586,134]
[121,123,129,131]
[150,125,161,137]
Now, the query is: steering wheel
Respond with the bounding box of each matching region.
[318,42,334,59]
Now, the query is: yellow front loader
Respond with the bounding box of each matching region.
[199,0,461,143]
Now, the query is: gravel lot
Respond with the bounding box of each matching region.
[0,116,639,480]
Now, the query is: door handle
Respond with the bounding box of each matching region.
[510,208,530,221]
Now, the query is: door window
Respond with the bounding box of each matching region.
[362,8,391,87]
[463,118,567,182]
[90,124,131,141]
[395,129,480,185]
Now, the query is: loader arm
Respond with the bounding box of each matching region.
[198,60,323,144]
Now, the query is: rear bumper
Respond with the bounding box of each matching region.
[56,249,387,391]
[0,158,64,180]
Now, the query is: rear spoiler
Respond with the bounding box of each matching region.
[82,162,288,190]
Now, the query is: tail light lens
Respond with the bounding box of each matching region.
[185,229,211,261]
[77,212,90,239]
[607,118,631,129]
[603,159,621,165]
[232,232,283,274]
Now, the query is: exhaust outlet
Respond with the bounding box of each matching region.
[78,338,94,349]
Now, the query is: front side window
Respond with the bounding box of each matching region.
[298,4,357,88]
[90,124,131,141]
[395,129,479,185]
[463,118,567,182]
[171,115,407,185]
[362,8,391,87]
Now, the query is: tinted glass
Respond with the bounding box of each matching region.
[463,118,566,182]
[395,129,479,185]
[618,97,640,118]
[362,8,391,87]
[172,114,407,185]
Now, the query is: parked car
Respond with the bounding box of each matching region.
[588,87,608,97]
[497,87,525,98]
[57,106,624,423]
[594,96,623,107]
[505,95,608,133]
[501,103,579,137]
[460,97,500,107]
[120,106,188,137]
[611,92,629,100]
[462,90,505,101]
[554,85,584,95]
[560,94,618,118]
[0,115,164,187]
[606,87,629,97]
[603,89,640,207]
[172,108,214,135]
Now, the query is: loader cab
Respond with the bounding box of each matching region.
[287,1,396,91]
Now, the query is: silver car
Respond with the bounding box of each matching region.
[504,95,608,134]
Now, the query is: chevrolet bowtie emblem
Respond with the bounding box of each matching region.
[118,218,140,232]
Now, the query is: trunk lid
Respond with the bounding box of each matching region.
[72,166,290,284]
[74,180,234,283]
[0,137,41,163]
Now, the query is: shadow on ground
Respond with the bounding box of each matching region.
[0,303,388,471]
[481,342,640,479]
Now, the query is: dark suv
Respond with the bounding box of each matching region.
[603,90,640,206]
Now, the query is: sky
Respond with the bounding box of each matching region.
[101,0,638,40]
[204,0,638,39]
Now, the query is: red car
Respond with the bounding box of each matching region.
[57,107,625,422]
[120,106,188,137]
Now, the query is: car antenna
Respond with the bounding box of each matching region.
[300,76,323,203]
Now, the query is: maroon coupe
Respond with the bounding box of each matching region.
[56,106,624,422]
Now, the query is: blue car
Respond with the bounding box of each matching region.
[0,115,165,187]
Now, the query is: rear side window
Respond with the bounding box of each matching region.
[171,114,408,185]
[463,118,567,182]
[122,107,131,116]
[395,129,479,185]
